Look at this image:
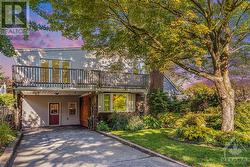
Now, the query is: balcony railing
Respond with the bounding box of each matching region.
[12,65,149,90]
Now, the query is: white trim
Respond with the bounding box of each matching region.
[68,102,77,117]
[48,102,61,126]
[100,93,130,113]
[15,47,83,52]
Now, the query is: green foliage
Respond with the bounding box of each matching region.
[96,121,110,132]
[110,113,130,130]
[109,113,144,131]
[204,114,221,130]
[185,83,220,112]
[158,112,180,128]
[126,116,144,131]
[148,90,169,116]
[0,122,16,146]
[214,131,250,147]
[176,126,214,143]
[175,112,206,128]
[112,129,250,167]
[166,97,192,113]
[203,107,222,130]
[143,115,162,129]
[0,35,16,57]
[0,94,15,107]
[235,102,250,132]
[32,0,249,132]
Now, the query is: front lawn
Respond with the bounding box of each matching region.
[111,129,250,167]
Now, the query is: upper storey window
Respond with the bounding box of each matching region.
[40,59,70,83]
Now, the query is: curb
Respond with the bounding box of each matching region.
[0,132,23,167]
[97,131,190,167]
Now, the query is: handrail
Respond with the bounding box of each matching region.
[12,65,149,89]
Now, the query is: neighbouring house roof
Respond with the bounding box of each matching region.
[163,74,182,95]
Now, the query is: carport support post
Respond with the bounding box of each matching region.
[16,93,23,130]
[90,92,98,130]
[144,92,148,115]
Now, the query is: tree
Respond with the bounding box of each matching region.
[33,0,249,131]
[0,35,16,57]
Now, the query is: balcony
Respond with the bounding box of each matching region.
[12,65,149,91]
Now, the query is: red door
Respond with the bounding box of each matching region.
[49,103,60,126]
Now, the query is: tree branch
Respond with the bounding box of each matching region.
[173,61,216,80]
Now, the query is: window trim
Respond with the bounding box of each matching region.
[100,93,129,113]
[39,58,71,83]
[68,102,77,116]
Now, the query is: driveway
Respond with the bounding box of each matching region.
[13,126,183,167]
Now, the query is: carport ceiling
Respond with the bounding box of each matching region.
[20,90,89,96]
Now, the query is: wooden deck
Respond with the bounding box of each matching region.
[12,65,149,90]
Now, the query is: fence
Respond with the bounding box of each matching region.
[0,106,20,129]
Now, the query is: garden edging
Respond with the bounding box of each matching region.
[97,130,190,167]
[0,132,23,167]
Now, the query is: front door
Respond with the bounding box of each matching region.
[80,96,90,127]
[49,103,60,126]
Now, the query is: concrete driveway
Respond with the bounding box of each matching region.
[13,126,183,167]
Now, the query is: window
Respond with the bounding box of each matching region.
[102,93,130,112]
[112,94,127,112]
[62,61,70,83]
[104,94,111,112]
[68,102,77,116]
[40,59,70,83]
[49,103,59,115]
[40,59,49,82]
[52,60,60,83]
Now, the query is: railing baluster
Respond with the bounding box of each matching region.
[12,65,149,89]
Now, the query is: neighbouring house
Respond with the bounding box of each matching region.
[12,47,179,128]
[0,83,7,94]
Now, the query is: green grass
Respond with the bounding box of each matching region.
[111,129,250,167]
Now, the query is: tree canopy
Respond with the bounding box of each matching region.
[31,0,250,131]
[0,35,16,57]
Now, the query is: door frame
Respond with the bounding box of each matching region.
[48,102,61,126]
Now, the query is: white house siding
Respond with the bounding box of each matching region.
[22,95,80,128]
[15,48,138,72]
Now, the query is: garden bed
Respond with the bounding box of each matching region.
[0,132,22,167]
[111,129,250,167]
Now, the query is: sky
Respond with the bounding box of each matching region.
[0,4,83,77]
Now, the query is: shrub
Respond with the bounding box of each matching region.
[143,115,162,129]
[185,83,219,112]
[176,126,214,143]
[202,107,222,130]
[214,131,250,147]
[175,113,206,128]
[204,114,221,130]
[158,112,180,128]
[167,97,192,113]
[148,90,169,116]
[0,94,15,107]
[126,116,144,131]
[0,122,16,146]
[96,121,110,132]
[235,102,250,132]
[110,112,130,130]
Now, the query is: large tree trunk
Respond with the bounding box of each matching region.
[214,71,235,132]
[149,70,163,92]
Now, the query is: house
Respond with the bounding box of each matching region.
[12,47,179,128]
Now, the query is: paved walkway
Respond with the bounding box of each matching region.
[13,126,183,167]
